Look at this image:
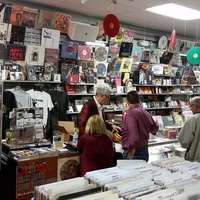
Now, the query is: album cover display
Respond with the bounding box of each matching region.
[24,27,41,46]
[78,45,91,60]
[37,10,56,29]
[122,29,135,43]
[160,51,173,64]
[149,48,160,64]
[0,23,12,44]
[96,21,107,42]
[6,44,26,61]
[108,41,121,58]
[44,48,59,68]
[114,58,122,71]
[57,156,80,181]
[55,12,71,33]
[10,4,24,26]
[0,3,5,23]
[44,62,56,75]
[119,58,133,73]
[65,84,75,94]
[10,25,25,45]
[21,6,38,28]
[61,41,79,59]
[110,28,124,43]
[3,4,12,23]
[61,63,79,83]
[41,28,60,49]
[85,68,96,83]
[174,39,187,54]
[0,44,5,59]
[34,66,45,81]
[79,60,94,72]
[25,45,45,66]
[119,42,133,57]
[131,46,143,62]
[94,46,108,62]
[26,64,37,80]
[6,64,22,80]
[95,62,108,77]
[16,60,26,80]
[141,50,150,63]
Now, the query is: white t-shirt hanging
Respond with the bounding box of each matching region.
[27,89,54,126]
[8,88,33,108]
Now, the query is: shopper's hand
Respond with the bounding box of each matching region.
[112,125,121,132]
[128,149,135,159]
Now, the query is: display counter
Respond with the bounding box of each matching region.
[0,142,80,200]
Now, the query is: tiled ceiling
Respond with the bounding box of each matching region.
[8,0,200,40]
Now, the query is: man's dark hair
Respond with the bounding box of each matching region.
[127,90,140,104]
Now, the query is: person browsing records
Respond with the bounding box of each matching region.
[121,90,159,162]
[78,84,120,138]
[178,97,200,162]
[77,115,114,176]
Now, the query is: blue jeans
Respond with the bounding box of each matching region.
[123,146,149,162]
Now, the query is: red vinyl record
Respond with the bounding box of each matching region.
[103,14,120,37]
[169,29,176,50]
[78,45,91,60]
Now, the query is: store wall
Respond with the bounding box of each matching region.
[2,0,196,43]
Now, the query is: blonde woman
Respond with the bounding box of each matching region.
[77,115,114,176]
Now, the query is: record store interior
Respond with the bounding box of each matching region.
[1,0,200,199]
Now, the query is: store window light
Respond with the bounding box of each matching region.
[146,3,200,21]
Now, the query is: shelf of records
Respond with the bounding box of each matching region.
[34,157,200,200]
[0,60,62,82]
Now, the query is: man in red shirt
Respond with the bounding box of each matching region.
[121,90,158,161]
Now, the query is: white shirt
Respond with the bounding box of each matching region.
[27,89,54,126]
[93,96,103,118]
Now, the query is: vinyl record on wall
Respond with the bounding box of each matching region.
[94,46,108,62]
[78,45,91,60]
[187,47,200,65]
[103,14,120,37]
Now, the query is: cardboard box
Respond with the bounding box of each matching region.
[56,121,74,142]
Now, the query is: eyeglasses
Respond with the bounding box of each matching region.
[103,95,110,99]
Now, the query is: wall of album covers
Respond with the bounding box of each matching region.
[0,1,199,139]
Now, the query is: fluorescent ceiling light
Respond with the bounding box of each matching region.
[107,0,117,12]
[146,3,200,21]
[81,0,88,5]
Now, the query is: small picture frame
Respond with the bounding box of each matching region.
[53,73,61,82]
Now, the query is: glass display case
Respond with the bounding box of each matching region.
[0,81,3,170]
